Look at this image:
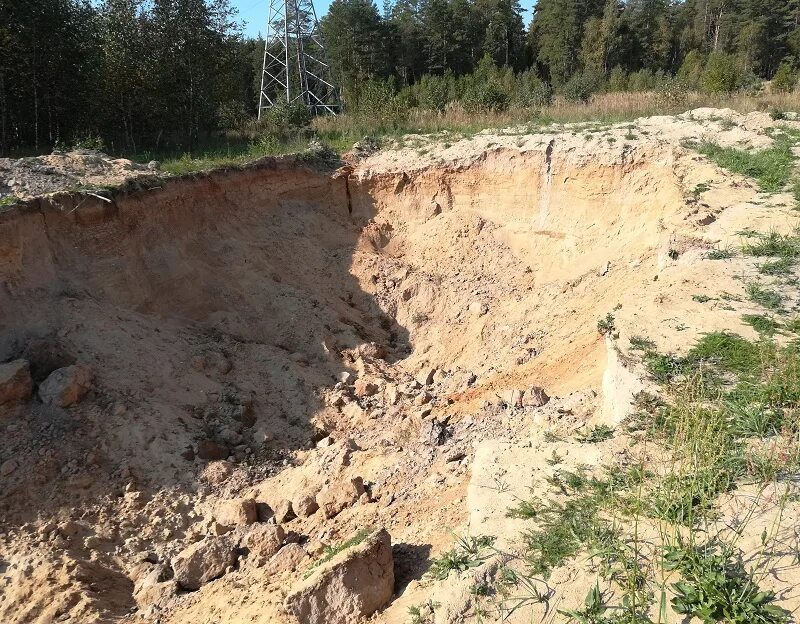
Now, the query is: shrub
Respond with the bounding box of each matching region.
[416,74,453,112]
[771,61,798,93]
[628,68,656,92]
[702,52,740,94]
[254,102,312,141]
[562,69,602,103]
[461,80,510,113]
[606,66,628,92]
[677,50,706,90]
[513,70,553,109]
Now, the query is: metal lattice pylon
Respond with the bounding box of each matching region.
[257,0,340,117]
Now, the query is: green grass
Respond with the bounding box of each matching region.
[697,139,795,193]
[742,230,800,258]
[306,528,371,576]
[520,330,800,621]
[742,314,781,335]
[629,335,656,352]
[576,424,615,443]
[427,534,495,580]
[758,257,796,275]
[745,282,784,311]
[597,313,616,336]
[707,247,736,260]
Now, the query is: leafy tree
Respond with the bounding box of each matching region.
[772,61,798,93]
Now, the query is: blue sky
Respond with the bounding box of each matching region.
[233,0,537,38]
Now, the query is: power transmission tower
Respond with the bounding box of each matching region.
[257,0,340,118]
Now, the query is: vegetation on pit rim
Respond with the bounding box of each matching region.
[696,127,800,194]
[495,323,800,622]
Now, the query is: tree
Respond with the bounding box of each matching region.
[321,0,390,93]
[482,0,526,69]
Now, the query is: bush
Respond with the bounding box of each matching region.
[702,52,740,93]
[606,66,628,92]
[771,61,798,93]
[349,79,410,126]
[256,102,311,133]
[677,50,705,90]
[416,74,453,112]
[461,80,510,113]
[562,70,602,103]
[513,70,553,109]
[628,69,656,92]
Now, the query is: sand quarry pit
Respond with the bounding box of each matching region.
[1,108,800,623]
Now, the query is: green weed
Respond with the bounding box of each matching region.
[742,314,781,335]
[664,540,790,624]
[427,534,496,580]
[745,282,783,311]
[598,313,616,336]
[697,140,795,193]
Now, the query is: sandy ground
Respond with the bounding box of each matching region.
[1,108,799,623]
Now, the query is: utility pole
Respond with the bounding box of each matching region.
[258,0,340,118]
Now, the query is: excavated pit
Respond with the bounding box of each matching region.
[0,145,684,505]
[1,118,768,623]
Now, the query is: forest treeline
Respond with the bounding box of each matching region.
[2,0,800,154]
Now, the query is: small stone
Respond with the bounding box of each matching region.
[38,364,93,407]
[468,301,488,317]
[316,436,334,448]
[316,477,365,519]
[180,446,195,461]
[416,367,437,387]
[413,391,432,406]
[200,460,234,484]
[502,389,524,408]
[196,440,229,461]
[0,359,33,405]
[353,378,379,397]
[242,524,285,566]
[214,498,257,527]
[274,499,296,524]
[523,386,550,408]
[284,528,393,624]
[420,419,446,446]
[1,459,18,476]
[264,543,306,576]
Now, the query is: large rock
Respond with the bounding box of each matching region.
[132,564,177,612]
[0,359,33,405]
[242,524,285,566]
[316,477,365,519]
[214,498,257,527]
[292,492,320,518]
[523,386,550,408]
[265,543,307,576]
[171,536,236,590]
[38,364,93,407]
[284,528,394,624]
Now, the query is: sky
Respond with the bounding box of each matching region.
[233,0,537,39]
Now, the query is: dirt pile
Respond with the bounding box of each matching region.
[0,151,156,202]
[1,109,800,623]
